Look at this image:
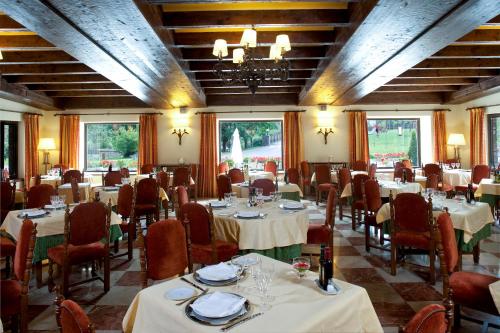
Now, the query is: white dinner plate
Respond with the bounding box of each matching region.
[19,210,47,218]
[209,201,227,208]
[234,211,260,218]
[281,202,304,210]
[165,287,195,301]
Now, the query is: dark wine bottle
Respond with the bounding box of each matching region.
[466,183,473,204]
[323,247,333,290]
[402,169,407,183]
[275,177,279,191]
[284,171,289,184]
[319,244,326,288]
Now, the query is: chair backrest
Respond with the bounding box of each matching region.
[34,174,42,186]
[362,179,382,213]
[218,162,229,174]
[425,174,439,190]
[325,187,337,229]
[140,164,154,174]
[436,212,458,273]
[176,185,189,209]
[315,164,331,184]
[401,159,412,168]
[352,174,370,201]
[156,171,170,192]
[287,168,300,185]
[391,193,431,233]
[119,167,130,178]
[403,304,448,333]
[445,158,458,164]
[264,161,277,176]
[67,202,110,246]
[1,180,16,210]
[368,163,377,178]
[136,178,159,205]
[140,219,190,285]
[423,163,441,178]
[217,174,232,200]
[300,161,310,179]
[14,219,36,282]
[251,178,275,195]
[62,170,82,184]
[394,161,404,171]
[53,164,68,172]
[190,164,199,184]
[70,178,80,203]
[26,184,55,209]
[337,168,352,192]
[180,202,212,245]
[228,168,245,184]
[56,297,94,333]
[103,171,122,186]
[394,167,414,182]
[172,167,190,187]
[471,164,490,184]
[351,160,367,171]
[117,184,134,219]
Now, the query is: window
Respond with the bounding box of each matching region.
[219,120,283,170]
[488,113,500,167]
[367,118,420,167]
[0,121,18,179]
[84,123,139,172]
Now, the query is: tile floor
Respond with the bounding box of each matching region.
[2,202,500,333]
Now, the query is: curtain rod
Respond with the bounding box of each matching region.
[194,110,306,115]
[342,109,451,113]
[0,109,44,116]
[466,103,500,110]
[53,112,162,116]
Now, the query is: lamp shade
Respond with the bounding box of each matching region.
[212,39,228,58]
[276,34,291,52]
[240,29,257,48]
[269,44,282,61]
[38,138,56,150]
[447,133,466,146]
[0,50,3,61]
[233,48,245,64]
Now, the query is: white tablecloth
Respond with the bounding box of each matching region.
[132,174,195,186]
[91,187,169,206]
[375,173,427,187]
[489,280,500,313]
[2,207,122,239]
[341,180,421,198]
[122,254,383,333]
[311,170,367,184]
[30,175,93,188]
[376,199,494,243]
[231,182,303,198]
[205,199,309,250]
[57,182,92,204]
[475,178,500,196]
[442,169,471,187]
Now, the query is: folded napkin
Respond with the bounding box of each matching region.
[20,209,46,217]
[191,292,246,318]
[197,263,237,281]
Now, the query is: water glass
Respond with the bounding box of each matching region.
[50,195,57,207]
[255,188,263,197]
[270,191,277,202]
[231,192,237,205]
[256,262,275,311]
[59,195,66,205]
[224,193,232,206]
[395,178,401,186]
[231,255,245,292]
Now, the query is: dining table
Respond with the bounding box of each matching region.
[91,185,169,206]
[489,280,500,313]
[56,182,92,204]
[131,173,195,186]
[474,178,500,211]
[203,198,309,262]
[442,169,471,187]
[341,180,422,198]
[310,170,367,184]
[231,182,303,201]
[122,253,383,333]
[29,175,93,188]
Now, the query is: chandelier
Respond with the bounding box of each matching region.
[212,29,291,94]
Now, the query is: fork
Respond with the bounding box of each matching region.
[176,288,209,306]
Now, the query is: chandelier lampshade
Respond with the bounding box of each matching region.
[240,29,257,48]
[269,44,282,61]
[212,39,228,58]
[232,48,245,64]
[276,34,291,52]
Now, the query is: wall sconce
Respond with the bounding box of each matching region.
[172,128,189,145]
[317,128,334,144]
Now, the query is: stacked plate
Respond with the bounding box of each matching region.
[257,195,272,202]
[18,209,49,219]
[280,201,304,210]
[233,211,261,219]
[209,201,227,209]
[186,291,249,326]
[103,186,119,191]
[194,263,239,286]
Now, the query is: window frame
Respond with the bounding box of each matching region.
[0,121,19,179]
[487,113,500,167]
[218,119,284,171]
[366,117,421,169]
[83,122,139,172]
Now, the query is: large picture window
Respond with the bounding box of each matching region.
[84,123,139,172]
[1,121,18,179]
[367,118,420,167]
[219,120,283,170]
[488,113,500,167]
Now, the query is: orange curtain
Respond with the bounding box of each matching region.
[470,107,486,166]
[433,110,447,162]
[138,114,158,171]
[198,113,217,198]
[59,115,80,169]
[348,111,369,164]
[283,112,304,170]
[24,114,40,189]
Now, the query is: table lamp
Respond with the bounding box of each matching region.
[38,138,56,174]
[447,133,466,162]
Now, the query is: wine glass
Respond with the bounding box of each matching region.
[256,262,275,312]
[231,255,245,292]
[224,193,232,206]
[231,192,238,205]
[59,195,66,206]
[292,257,311,279]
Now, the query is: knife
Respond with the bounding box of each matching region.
[220,312,263,332]
[180,277,206,292]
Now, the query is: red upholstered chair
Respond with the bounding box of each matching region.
[180,203,238,265]
[306,187,336,256]
[47,202,112,296]
[228,168,245,184]
[287,167,300,185]
[189,164,199,202]
[389,193,436,284]
[300,161,311,195]
[337,168,352,220]
[455,164,490,193]
[264,160,277,176]
[55,292,95,333]
[401,159,412,168]
[436,212,499,329]
[53,164,69,173]
[351,160,367,171]
[175,186,189,219]
[251,178,275,196]
[368,163,377,178]
[218,161,229,174]
[169,167,191,211]
[217,174,232,200]
[137,219,192,288]
[140,164,155,174]
[351,174,370,230]
[445,158,459,165]
[1,180,16,222]
[114,184,134,260]
[314,164,333,205]
[362,179,386,252]
[70,178,81,203]
[25,184,55,209]
[102,171,122,186]
[132,178,160,226]
[394,167,415,182]
[119,167,130,178]
[34,174,42,186]
[425,174,440,190]
[156,171,170,213]
[0,236,16,276]
[394,161,404,171]
[401,303,452,333]
[423,164,452,192]
[1,219,37,333]
[62,169,83,184]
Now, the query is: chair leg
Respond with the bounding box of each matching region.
[365,224,370,252]
[429,247,436,285]
[351,206,356,230]
[11,314,19,333]
[454,304,461,327]
[114,240,119,253]
[48,259,54,292]
[35,262,43,288]
[316,189,319,205]
[62,263,69,297]
[5,256,11,277]
[390,243,397,276]
[339,199,343,220]
[104,255,110,293]
[379,227,384,245]
[128,222,134,261]
[473,243,480,264]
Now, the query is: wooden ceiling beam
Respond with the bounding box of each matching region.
[189,59,319,71]
[398,69,498,78]
[0,63,95,75]
[206,93,297,106]
[430,45,500,58]
[0,51,78,64]
[55,96,149,109]
[0,76,58,110]
[195,70,313,81]
[200,80,306,88]
[445,74,500,104]
[385,78,477,86]
[376,85,459,92]
[46,90,131,97]
[28,83,122,91]
[163,10,349,29]
[355,92,444,104]
[204,86,301,95]
[149,0,356,3]
[413,58,500,69]
[0,35,58,50]
[10,74,111,84]
[452,29,500,45]
[0,15,29,32]
[181,46,328,61]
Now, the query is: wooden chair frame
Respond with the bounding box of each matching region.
[361,180,388,253]
[131,179,160,227]
[169,167,192,213]
[54,286,95,333]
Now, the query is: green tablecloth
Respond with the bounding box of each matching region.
[239,244,302,263]
[480,193,498,210]
[281,191,301,202]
